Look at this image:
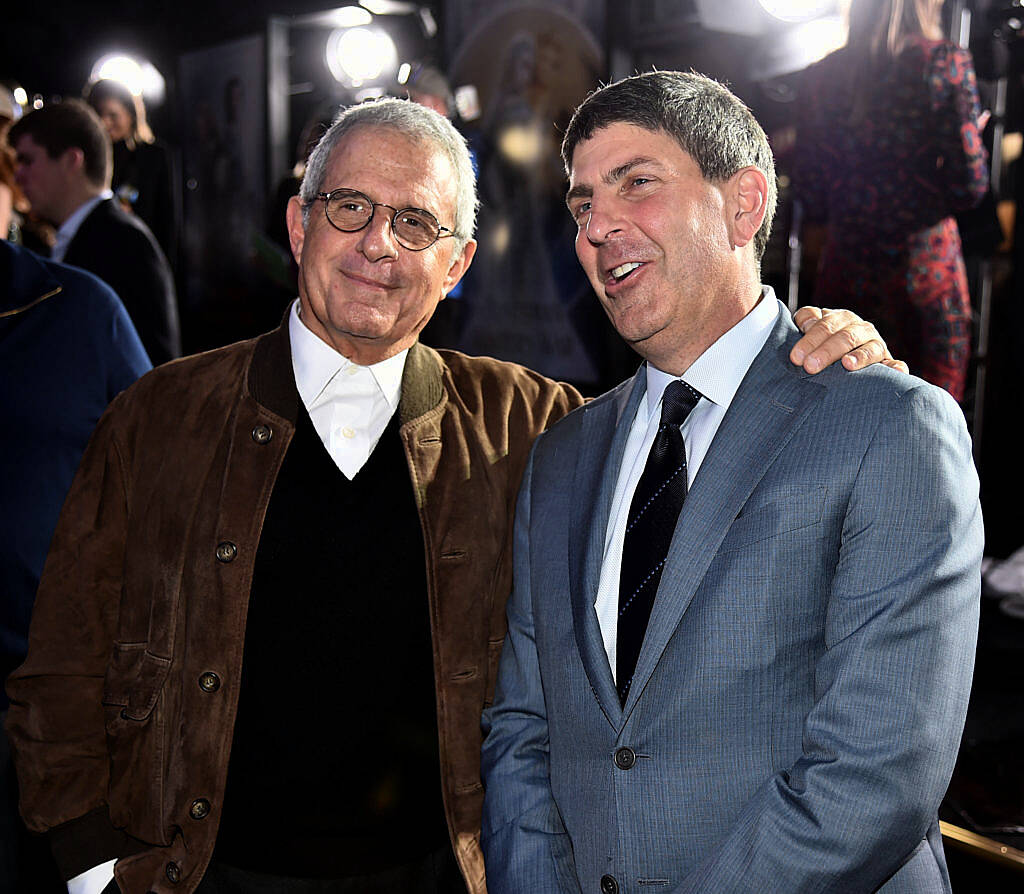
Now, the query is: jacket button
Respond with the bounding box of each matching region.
[215,541,237,563]
[189,798,211,820]
[600,874,618,894]
[614,746,636,770]
[198,671,220,693]
[165,861,181,884]
[251,424,272,444]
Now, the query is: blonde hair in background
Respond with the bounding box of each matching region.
[845,0,943,58]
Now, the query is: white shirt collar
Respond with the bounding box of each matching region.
[52,192,113,262]
[288,298,407,412]
[643,286,780,418]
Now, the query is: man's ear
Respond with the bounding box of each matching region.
[285,195,306,265]
[60,147,86,176]
[440,239,477,300]
[729,167,769,250]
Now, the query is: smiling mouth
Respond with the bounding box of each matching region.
[342,269,395,290]
[607,261,643,284]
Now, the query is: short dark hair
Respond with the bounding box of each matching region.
[561,71,777,260]
[9,99,112,188]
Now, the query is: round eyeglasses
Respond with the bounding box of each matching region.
[312,188,455,251]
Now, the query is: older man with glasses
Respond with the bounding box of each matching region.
[6,97,898,894]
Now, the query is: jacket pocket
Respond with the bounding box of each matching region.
[717,484,828,554]
[102,642,172,722]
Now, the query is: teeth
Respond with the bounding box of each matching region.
[611,262,641,280]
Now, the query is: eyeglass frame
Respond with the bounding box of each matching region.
[311,188,456,251]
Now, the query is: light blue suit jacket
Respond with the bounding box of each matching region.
[481,305,982,893]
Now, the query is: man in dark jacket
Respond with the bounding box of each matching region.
[10,100,180,364]
[0,239,150,893]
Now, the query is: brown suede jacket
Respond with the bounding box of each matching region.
[5,318,583,893]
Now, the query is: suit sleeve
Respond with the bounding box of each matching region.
[481,443,583,894]
[676,383,982,892]
[5,403,134,879]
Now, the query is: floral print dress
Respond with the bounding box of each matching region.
[795,37,989,400]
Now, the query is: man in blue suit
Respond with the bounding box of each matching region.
[480,71,982,893]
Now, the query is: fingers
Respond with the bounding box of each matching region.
[791,308,871,372]
[790,306,909,374]
[838,339,889,371]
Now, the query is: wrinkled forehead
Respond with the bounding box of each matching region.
[567,123,694,189]
[326,124,457,213]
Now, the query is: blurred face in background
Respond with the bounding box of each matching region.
[13,135,71,224]
[96,98,133,143]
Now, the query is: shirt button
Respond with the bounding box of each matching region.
[341,427,356,439]
[215,542,237,563]
[198,672,220,693]
[345,366,359,377]
[600,874,618,894]
[165,862,181,884]
[614,746,636,770]
[189,798,211,820]
[251,424,272,444]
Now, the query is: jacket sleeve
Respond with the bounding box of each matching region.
[481,443,583,894]
[5,402,134,879]
[675,383,982,892]
[933,44,989,211]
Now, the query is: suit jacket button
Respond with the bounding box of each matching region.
[165,862,181,883]
[189,798,210,820]
[251,424,272,444]
[600,874,618,894]
[215,541,237,563]
[614,746,636,770]
[198,671,220,692]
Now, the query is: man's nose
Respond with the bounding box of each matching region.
[356,208,400,261]
[584,205,624,245]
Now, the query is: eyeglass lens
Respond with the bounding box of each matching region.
[325,189,441,250]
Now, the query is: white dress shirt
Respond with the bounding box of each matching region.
[50,192,113,262]
[288,299,407,478]
[66,299,410,894]
[594,289,780,677]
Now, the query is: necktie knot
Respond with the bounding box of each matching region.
[660,380,702,429]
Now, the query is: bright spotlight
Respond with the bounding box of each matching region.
[326,27,398,87]
[758,0,836,22]
[13,86,28,106]
[329,5,373,27]
[90,54,166,105]
[397,62,412,85]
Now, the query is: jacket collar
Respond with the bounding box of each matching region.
[246,309,445,426]
[0,241,63,318]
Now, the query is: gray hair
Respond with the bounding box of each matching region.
[300,97,478,256]
[561,71,777,262]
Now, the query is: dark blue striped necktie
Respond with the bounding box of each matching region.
[617,379,702,705]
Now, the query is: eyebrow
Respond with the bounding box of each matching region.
[565,155,664,208]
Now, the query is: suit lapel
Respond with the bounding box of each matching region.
[568,369,646,726]
[623,313,827,715]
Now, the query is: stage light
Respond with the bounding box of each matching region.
[13,86,27,106]
[397,62,412,84]
[90,54,166,105]
[325,26,398,86]
[785,15,846,65]
[360,0,418,14]
[329,5,373,27]
[757,0,836,23]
